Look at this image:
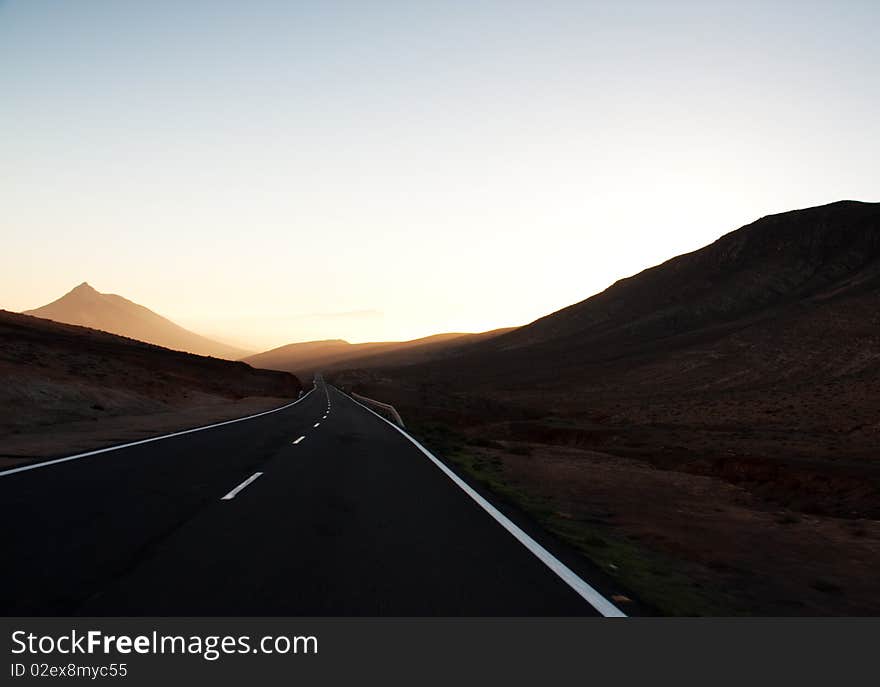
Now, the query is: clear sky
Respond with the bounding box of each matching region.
[2,0,878,350]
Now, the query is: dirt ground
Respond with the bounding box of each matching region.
[0,310,302,467]
[483,441,880,615]
[0,396,292,467]
[336,371,880,616]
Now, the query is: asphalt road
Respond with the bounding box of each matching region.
[0,380,625,616]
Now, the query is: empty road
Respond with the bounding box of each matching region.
[0,379,626,616]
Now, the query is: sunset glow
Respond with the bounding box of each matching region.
[2,0,878,349]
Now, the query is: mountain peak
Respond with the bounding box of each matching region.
[70,281,97,295]
[24,283,253,359]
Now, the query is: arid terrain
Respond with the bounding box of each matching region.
[5,201,878,615]
[0,310,301,466]
[332,201,880,615]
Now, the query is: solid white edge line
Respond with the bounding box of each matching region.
[293,436,305,445]
[221,471,264,500]
[336,386,627,618]
[0,388,317,478]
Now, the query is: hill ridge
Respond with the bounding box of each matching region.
[24,283,252,360]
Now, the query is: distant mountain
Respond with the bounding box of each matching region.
[244,328,515,376]
[24,283,252,360]
[245,338,397,373]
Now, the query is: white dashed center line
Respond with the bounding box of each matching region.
[221,472,263,501]
[293,436,305,445]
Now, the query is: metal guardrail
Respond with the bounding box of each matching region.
[351,392,406,428]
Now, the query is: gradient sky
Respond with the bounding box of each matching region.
[2,0,878,350]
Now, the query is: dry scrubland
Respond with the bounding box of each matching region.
[334,201,880,615]
[0,311,301,466]
[4,200,878,615]
[338,377,880,616]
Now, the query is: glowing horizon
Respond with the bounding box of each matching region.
[2,1,878,350]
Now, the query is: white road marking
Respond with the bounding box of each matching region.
[322,415,327,419]
[293,436,305,445]
[313,422,320,427]
[0,388,317,479]
[340,387,627,618]
[221,472,263,500]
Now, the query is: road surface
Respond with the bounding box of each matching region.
[0,379,627,616]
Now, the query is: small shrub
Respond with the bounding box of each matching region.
[467,436,504,449]
[776,513,801,524]
[811,579,842,594]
